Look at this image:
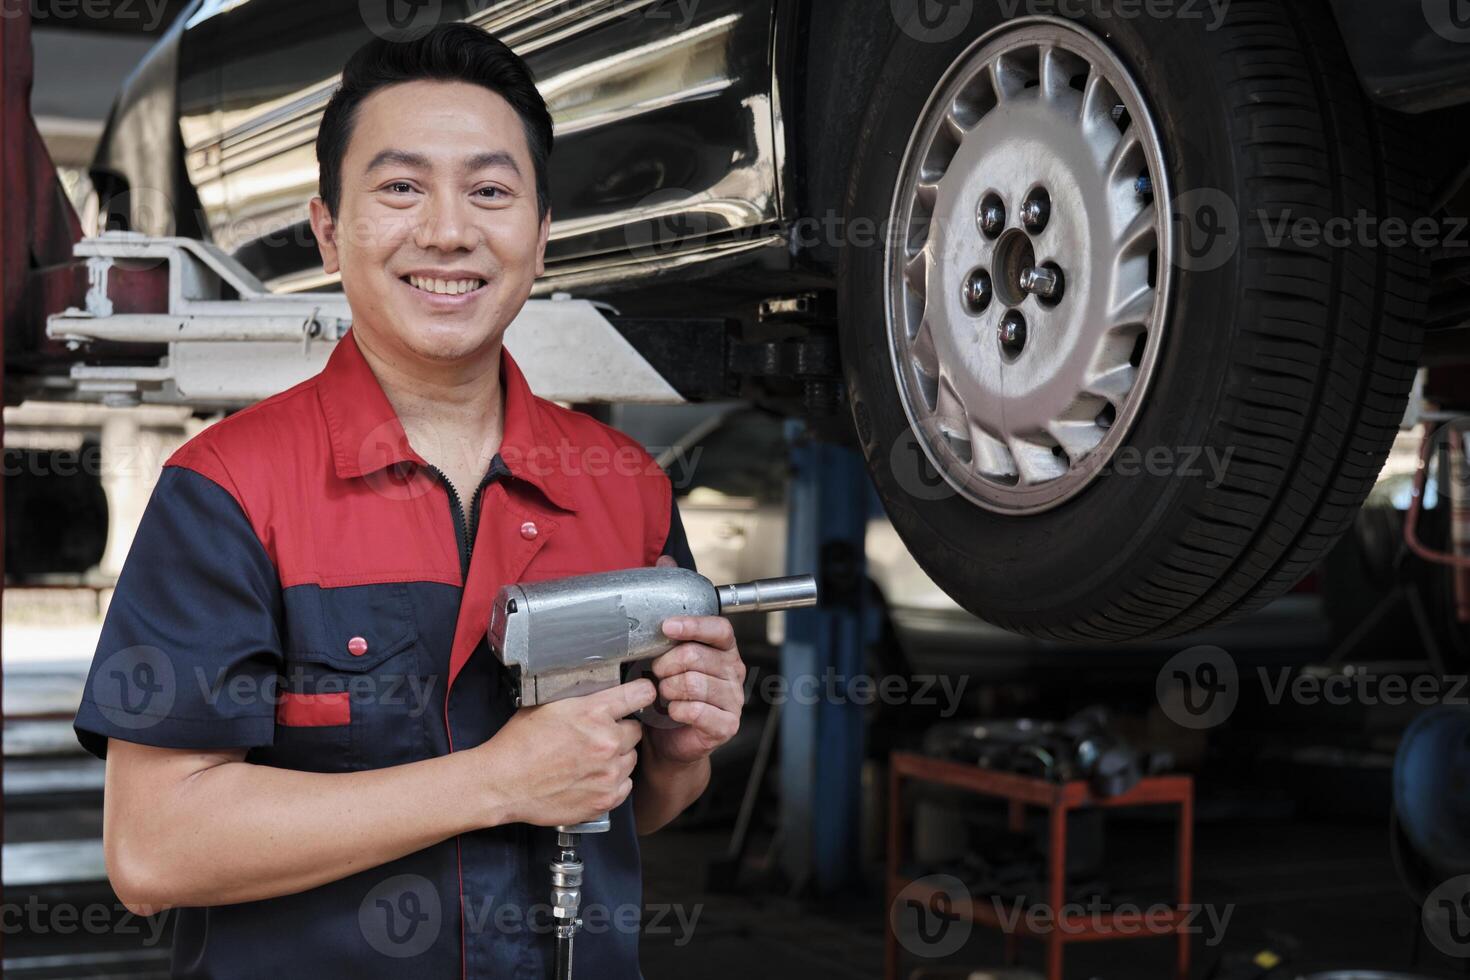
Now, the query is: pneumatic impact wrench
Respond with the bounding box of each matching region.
[488,567,818,980]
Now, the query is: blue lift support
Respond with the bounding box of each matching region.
[780,422,873,894]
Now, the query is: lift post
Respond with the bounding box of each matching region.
[780,424,871,894]
[1,7,91,387]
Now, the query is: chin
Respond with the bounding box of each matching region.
[400,319,497,360]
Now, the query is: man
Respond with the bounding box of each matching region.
[72,23,745,979]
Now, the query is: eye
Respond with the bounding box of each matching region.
[475,186,508,200]
[385,181,415,194]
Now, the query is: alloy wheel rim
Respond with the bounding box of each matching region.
[885,17,1173,515]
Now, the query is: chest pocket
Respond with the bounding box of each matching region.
[274,582,430,772]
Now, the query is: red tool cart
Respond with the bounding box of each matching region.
[886,751,1194,980]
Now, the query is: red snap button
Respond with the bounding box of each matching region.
[347,636,368,657]
[520,521,538,540]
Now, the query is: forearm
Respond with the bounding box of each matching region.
[632,747,709,836]
[105,741,508,911]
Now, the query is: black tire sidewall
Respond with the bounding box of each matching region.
[839,7,1250,627]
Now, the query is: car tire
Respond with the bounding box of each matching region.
[838,0,1429,640]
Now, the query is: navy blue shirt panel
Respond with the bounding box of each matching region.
[660,496,697,572]
[75,466,283,759]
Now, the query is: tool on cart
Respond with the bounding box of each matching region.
[924,706,1170,798]
[488,566,818,980]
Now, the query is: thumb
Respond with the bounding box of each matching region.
[654,555,679,569]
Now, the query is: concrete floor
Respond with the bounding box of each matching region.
[640,819,1464,979]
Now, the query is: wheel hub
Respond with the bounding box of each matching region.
[886,18,1172,514]
[990,228,1036,309]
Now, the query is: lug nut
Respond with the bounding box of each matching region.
[978,195,1006,239]
[963,268,993,314]
[1021,194,1050,233]
[1019,266,1061,300]
[999,311,1027,357]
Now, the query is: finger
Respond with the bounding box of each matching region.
[591,678,658,717]
[652,642,742,681]
[661,615,736,650]
[654,555,679,569]
[659,671,744,712]
[615,718,644,752]
[666,699,739,742]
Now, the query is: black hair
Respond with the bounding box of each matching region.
[316,23,553,219]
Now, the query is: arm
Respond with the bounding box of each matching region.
[632,740,711,837]
[105,678,656,914]
[105,740,498,913]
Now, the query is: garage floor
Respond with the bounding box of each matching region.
[641,819,1463,979]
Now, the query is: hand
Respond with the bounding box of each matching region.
[645,555,747,767]
[481,678,656,827]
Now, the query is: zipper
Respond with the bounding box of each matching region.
[425,463,498,582]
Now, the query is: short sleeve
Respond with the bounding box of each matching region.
[73,464,284,759]
[660,495,697,573]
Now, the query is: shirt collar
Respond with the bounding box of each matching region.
[316,327,578,512]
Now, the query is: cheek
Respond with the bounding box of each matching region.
[485,217,544,266]
[337,210,414,266]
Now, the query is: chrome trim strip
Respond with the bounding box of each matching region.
[265,232,788,296]
[205,0,661,158]
[530,233,787,295]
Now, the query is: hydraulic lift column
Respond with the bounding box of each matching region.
[779,425,872,894]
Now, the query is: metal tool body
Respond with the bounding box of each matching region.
[487,567,817,979]
[490,567,814,707]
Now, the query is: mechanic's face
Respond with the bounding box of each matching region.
[309,79,550,366]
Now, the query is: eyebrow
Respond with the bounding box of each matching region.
[364,149,430,173]
[464,151,522,178]
[363,148,522,178]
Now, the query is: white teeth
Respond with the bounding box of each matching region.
[407,275,484,295]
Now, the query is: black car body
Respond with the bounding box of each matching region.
[94,0,1470,327]
[87,0,1470,642]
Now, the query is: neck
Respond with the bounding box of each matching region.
[352,327,507,478]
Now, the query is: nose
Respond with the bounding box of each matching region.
[412,190,479,254]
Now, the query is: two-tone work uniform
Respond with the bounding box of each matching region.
[74,328,694,979]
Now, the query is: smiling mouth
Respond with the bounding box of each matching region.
[401,274,487,296]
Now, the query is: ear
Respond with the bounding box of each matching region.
[308,197,340,276]
[534,207,551,279]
